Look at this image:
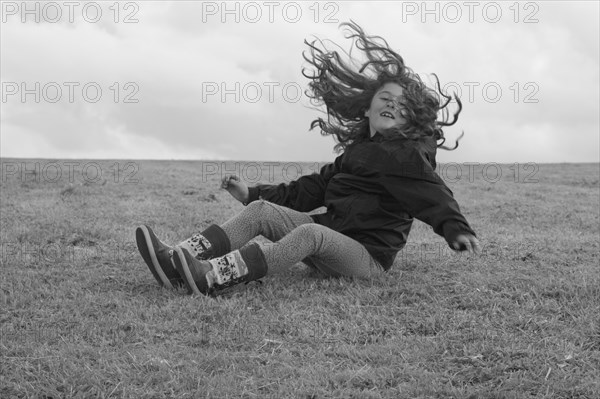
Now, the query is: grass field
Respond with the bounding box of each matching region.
[1,158,598,398]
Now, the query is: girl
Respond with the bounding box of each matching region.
[136,21,479,296]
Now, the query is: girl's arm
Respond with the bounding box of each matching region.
[382,142,479,253]
[223,154,343,212]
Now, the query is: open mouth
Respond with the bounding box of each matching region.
[380,111,395,120]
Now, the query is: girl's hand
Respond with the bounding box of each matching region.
[221,175,250,204]
[451,234,480,254]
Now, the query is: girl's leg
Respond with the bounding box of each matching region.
[173,222,382,295]
[137,200,312,289]
[258,223,383,279]
[179,199,310,259]
[219,200,313,249]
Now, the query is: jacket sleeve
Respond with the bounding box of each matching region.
[246,155,343,212]
[381,140,476,245]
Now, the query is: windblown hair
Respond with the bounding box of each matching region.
[302,21,463,152]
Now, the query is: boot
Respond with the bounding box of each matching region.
[177,224,230,261]
[136,225,181,288]
[172,243,268,296]
[136,224,231,289]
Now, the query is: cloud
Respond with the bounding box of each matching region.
[1,1,598,163]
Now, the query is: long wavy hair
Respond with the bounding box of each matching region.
[302,21,463,153]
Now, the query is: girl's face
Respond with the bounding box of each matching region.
[364,82,406,137]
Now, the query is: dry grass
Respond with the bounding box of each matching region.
[1,158,598,398]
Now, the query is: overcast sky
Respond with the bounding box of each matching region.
[1,1,598,163]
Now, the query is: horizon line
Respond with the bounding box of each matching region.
[0,156,599,165]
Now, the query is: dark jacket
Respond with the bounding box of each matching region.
[247,133,476,270]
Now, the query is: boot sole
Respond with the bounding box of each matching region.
[136,225,174,289]
[172,247,203,295]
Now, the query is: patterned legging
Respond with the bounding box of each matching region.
[219,200,383,278]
